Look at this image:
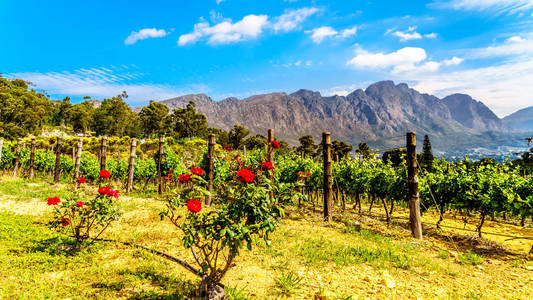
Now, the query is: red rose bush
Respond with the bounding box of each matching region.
[160,142,299,296]
[47,169,120,248]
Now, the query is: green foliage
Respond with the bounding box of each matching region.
[228,125,250,149]
[297,135,317,157]
[139,100,170,138]
[458,251,484,266]
[0,76,53,138]
[274,272,302,296]
[167,101,208,139]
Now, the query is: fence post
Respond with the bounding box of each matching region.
[30,138,36,179]
[243,145,247,157]
[322,132,333,222]
[157,136,165,194]
[406,132,423,239]
[267,129,274,163]
[13,138,22,177]
[73,138,83,179]
[126,138,137,193]
[100,136,107,171]
[54,136,62,183]
[0,139,3,169]
[205,134,215,205]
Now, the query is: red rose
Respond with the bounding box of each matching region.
[47,196,61,205]
[169,169,174,173]
[179,174,191,183]
[100,169,111,178]
[186,199,202,213]
[75,201,85,208]
[77,177,86,184]
[237,168,255,183]
[107,190,119,199]
[60,217,70,226]
[98,186,110,196]
[191,167,204,176]
[224,145,233,151]
[261,161,274,170]
[270,140,281,149]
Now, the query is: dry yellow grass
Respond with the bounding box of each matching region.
[0,176,532,299]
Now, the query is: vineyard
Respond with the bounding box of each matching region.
[0,132,532,299]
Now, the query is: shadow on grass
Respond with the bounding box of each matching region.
[114,268,195,299]
[24,236,105,257]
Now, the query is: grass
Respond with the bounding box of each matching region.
[0,176,532,299]
[458,251,484,266]
[274,272,303,296]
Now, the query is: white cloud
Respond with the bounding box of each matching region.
[6,66,206,104]
[272,7,319,32]
[216,0,225,4]
[307,26,338,43]
[467,36,533,58]
[305,60,312,66]
[347,47,427,71]
[178,14,269,45]
[430,0,533,14]
[178,7,318,46]
[387,26,436,42]
[443,56,463,65]
[507,35,525,42]
[306,25,357,43]
[125,28,169,45]
[340,26,358,38]
[347,46,463,73]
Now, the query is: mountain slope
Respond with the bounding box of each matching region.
[150,81,513,151]
[502,106,533,132]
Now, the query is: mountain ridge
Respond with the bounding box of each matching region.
[135,81,516,151]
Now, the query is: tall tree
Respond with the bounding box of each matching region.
[356,142,372,160]
[228,125,250,149]
[332,140,353,161]
[383,148,406,167]
[69,101,94,134]
[297,135,318,157]
[419,134,435,172]
[168,101,208,139]
[139,100,170,137]
[0,76,52,138]
[244,134,267,150]
[92,92,134,137]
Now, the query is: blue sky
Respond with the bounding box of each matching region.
[1,0,533,117]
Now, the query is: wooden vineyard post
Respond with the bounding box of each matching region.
[406,132,423,239]
[29,138,36,179]
[100,136,107,171]
[267,129,274,162]
[13,138,21,177]
[73,138,83,179]
[126,138,137,193]
[205,134,215,205]
[243,145,247,157]
[54,136,62,183]
[157,136,165,194]
[0,139,3,170]
[322,132,333,222]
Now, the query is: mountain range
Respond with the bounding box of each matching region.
[139,80,530,153]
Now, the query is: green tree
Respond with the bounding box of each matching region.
[167,101,208,139]
[92,92,134,137]
[297,135,318,157]
[332,140,353,161]
[228,125,250,149]
[356,142,372,160]
[139,100,170,137]
[207,127,229,146]
[0,76,53,138]
[69,101,94,134]
[382,148,406,167]
[419,134,435,172]
[244,134,267,150]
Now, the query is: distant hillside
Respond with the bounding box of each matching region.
[138,81,519,152]
[502,106,533,132]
